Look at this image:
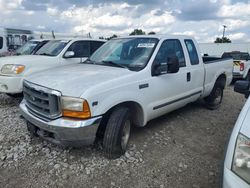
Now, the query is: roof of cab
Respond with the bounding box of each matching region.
[54,38,107,42]
[31,38,106,43]
[115,35,195,41]
[30,39,50,42]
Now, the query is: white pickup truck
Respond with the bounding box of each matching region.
[20,35,233,158]
[222,51,250,80]
[0,38,105,96]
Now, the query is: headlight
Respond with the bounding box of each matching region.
[61,96,91,119]
[232,133,250,184]
[1,64,25,75]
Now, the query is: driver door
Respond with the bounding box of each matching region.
[147,39,199,120]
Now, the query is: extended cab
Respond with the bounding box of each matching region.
[0,38,105,95]
[20,35,233,158]
[222,51,250,80]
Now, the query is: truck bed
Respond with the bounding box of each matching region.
[202,57,233,97]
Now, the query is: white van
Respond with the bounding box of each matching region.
[0,28,34,56]
[0,29,8,55]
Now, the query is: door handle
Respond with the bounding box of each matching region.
[187,72,191,82]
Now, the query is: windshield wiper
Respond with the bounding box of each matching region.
[102,61,128,69]
[38,53,53,56]
[82,58,96,64]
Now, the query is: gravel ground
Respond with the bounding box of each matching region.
[0,86,246,188]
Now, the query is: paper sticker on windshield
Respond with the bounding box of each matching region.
[137,43,155,48]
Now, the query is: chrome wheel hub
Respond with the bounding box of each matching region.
[214,88,222,104]
[121,120,131,150]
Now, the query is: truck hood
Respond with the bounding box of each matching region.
[0,55,55,68]
[26,63,133,97]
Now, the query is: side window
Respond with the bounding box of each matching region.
[0,37,3,49]
[90,41,104,55]
[67,41,90,58]
[184,39,199,65]
[154,39,186,67]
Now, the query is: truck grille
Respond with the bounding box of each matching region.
[23,81,61,121]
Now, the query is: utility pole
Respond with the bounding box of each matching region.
[222,25,227,39]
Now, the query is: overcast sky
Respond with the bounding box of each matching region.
[0,0,249,42]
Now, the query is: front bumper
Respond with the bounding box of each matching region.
[0,75,23,94]
[20,101,102,146]
[223,167,250,188]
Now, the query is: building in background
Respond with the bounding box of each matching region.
[199,42,250,57]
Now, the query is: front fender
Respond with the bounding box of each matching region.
[89,90,147,126]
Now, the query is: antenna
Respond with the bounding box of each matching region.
[52,30,55,39]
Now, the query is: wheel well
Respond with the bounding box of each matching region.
[96,101,144,140]
[216,74,226,89]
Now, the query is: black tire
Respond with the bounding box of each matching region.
[245,71,250,81]
[204,82,224,110]
[103,107,131,159]
[6,93,23,98]
[26,121,39,137]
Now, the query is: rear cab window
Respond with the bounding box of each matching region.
[184,39,199,65]
[222,52,249,61]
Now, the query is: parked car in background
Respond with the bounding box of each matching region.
[20,35,233,158]
[0,38,106,96]
[223,80,250,188]
[1,39,50,57]
[15,39,50,56]
[222,51,250,80]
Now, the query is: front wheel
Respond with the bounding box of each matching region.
[204,84,224,110]
[6,93,23,98]
[103,107,131,159]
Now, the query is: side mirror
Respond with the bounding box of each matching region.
[234,80,250,98]
[64,51,75,58]
[153,62,168,76]
[153,57,180,76]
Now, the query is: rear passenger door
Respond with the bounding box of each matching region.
[62,41,90,64]
[184,39,204,96]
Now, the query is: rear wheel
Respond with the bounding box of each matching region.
[204,82,224,110]
[245,71,250,81]
[103,107,131,159]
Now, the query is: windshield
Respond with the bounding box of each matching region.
[89,38,159,71]
[222,52,249,60]
[35,40,69,56]
[16,41,40,55]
